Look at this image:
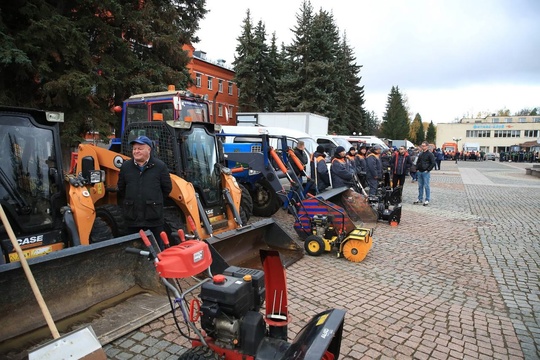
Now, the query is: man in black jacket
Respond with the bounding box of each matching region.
[118,136,172,249]
[413,141,436,206]
[366,145,383,196]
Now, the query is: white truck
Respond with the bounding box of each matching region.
[236,112,329,137]
[462,142,480,153]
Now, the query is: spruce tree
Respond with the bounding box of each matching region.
[0,0,206,145]
[414,114,425,144]
[426,121,436,144]
[409,113,423,145]
[381,86,410,140]
[233,10,258,111]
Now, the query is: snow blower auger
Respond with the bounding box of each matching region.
[289,193,374,262]
[126,219,346,360]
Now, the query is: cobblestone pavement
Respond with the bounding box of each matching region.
[104,160,540,359]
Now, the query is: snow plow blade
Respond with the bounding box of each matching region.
[0,232,162,346]
[206,218,303,274]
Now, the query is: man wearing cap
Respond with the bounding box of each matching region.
[118,135,172,249]
[366,145,383,197]
[330,146,354,188]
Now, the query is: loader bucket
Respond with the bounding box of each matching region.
[0,233,162,349]
[206,218,303,274]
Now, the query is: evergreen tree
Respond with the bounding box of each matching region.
[426,121,436,144]
[363,110,380,136]
[414,114,425,144]
[233,10,258,111]
[381,86,410,140]
[409,113,423,144]
[0,0,206,145]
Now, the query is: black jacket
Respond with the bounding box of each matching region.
[311,151,330,191]
[118,156,172,228]
[416,151,436,172]
[291,147,308,176]
[391,152,413,175]
[366,153,383,180]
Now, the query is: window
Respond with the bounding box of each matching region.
[228,82,233,95]
[505,117,512,123]
[524,130,539,137]
[466,130,491,138]
[209,102,213,116]
[218,79,223,93]
[492,118,500,123]
[534,117,540,123]
[207,76,213,90]
[494,130,520,138]
[519,117,526,123]
[218,104,223,116]
[195,73,201,88]
[228,105,233,119]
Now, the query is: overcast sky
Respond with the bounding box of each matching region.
[195,0,540,124]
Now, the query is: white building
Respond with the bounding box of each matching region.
[436,115,540,153]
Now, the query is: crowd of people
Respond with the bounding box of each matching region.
[304,141,438,206]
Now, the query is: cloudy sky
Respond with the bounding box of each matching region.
[195,0,540,124]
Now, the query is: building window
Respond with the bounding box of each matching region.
[518,117,526,123]
[524,130,539,137]
[228,105,234,120]
[218,79,223,93]
[228,82,233,95]
[195,73,201,87]
[494,130,520,138]
[505,117,512,123]
[207,76,213,90]
[466,130,491,138]
[534,117,540,123]
[209,102,213,116]
[218,104,223,117]
[492,118,500,123]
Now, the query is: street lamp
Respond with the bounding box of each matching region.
[452,137,461,164]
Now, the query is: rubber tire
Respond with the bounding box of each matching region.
[304,234,325,256]
[164,208,186,245]
[96,204,127,237]
[251,179,281,217]
[239,184,253,222]
[178,346,219,360]
[89,217,114,243]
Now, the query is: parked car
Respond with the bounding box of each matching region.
[484,152,498,161]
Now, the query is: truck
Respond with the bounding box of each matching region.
[389,139,415,150]
[462,142,480,153]
[236,112,329,137]
[441,142,458,157]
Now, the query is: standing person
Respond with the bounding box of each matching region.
[365,145,383,197]
[380,148,392,187]
[391,146,412,189]
[414,141,436,206]
[434,148,444,170]
[346,147,363,179]
[330,146,354,189]
[310,145,330,193]
[409,149,418,183]
[356,145,368,188]
[118,136,172,250]
[290,141,308,180]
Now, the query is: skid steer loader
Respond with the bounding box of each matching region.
[0,107,159,350]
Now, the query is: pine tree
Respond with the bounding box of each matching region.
[0,0,206,144]
[381,86,410,140]
[414,114,425,144]
[233,10,258,111]
[426,121,436,144]
[409,113,423,144]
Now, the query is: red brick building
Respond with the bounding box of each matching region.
[184,44,238,125]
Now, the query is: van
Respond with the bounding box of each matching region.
[312,135,354,157]
[332,135,389,151]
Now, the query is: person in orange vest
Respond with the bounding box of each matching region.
[330,146,355,188]
[390,146,413,189]
[365,145,383,197]
[310,145,330,193]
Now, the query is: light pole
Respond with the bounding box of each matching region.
[453,137,461,164]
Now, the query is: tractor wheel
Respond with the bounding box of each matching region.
[96,204,127,237]
[164,208,186,246]
[342,238,370,262]
[304,235,325,256]
[239,184,253,222]
[178,346,219,360]
[89,217,114,243]
[251,179,281,217]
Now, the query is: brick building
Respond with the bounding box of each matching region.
[184,44,238,125]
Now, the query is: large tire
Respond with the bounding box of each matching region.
[164,208,186,245]
[239,184,253,222]
[178,346,219,360]
[250,179,281,217]
[96,204,127,237]
[89,217,114,243]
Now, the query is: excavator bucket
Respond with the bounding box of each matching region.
[0,232,162,352]
[206,218,303,274]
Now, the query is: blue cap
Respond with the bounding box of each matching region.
[130,135,153,148]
